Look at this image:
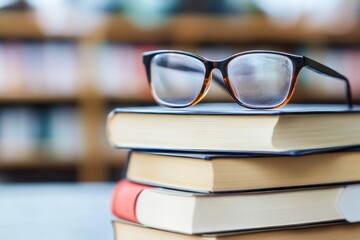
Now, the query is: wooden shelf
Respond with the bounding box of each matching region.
[0,160,127,170]
[106,14,360,44]
[0,153,126,172]
[0,11,44,39]
[0,11,359,44]
[0,160,79,170]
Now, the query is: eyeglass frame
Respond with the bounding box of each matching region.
[143,50,353,109]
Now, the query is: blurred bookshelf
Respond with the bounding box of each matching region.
[0,0,359,182]
[1,11,360,44]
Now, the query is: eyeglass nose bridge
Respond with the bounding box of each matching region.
[204,60,228,79]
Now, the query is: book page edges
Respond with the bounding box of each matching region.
[273,114,360,150]
[107,113,278,151]
[337,184,360,222]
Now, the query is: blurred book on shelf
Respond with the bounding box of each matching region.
[0,107,40,161]
[42,42,80,95]
[42,107,85,161]
[0,106,85,163]
[95,44,157,98]
[0,42,80,97]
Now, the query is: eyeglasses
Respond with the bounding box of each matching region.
[143,50,352,109]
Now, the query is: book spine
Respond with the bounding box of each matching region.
[112,180,154,223]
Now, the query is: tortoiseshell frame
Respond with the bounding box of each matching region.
[143,50,353,109]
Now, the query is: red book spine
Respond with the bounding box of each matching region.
[112,180,154,223]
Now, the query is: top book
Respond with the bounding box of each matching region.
[107,103,360,154]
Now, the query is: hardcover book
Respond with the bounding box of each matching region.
[125,150,360,192]
[107,103,360,153]
[112,180,360,234]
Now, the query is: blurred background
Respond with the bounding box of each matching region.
[0,0,359,183]
[0,1,359,239]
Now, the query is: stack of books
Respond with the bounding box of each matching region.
[106,103,360,240]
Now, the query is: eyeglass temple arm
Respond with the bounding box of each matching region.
[304,57,353,108]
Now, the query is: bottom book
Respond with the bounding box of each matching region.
[113,220,360,240]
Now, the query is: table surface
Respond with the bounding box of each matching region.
[0,183,115,240]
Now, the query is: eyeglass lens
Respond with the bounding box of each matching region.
[227,54,294,108]
[151,53,206,106]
